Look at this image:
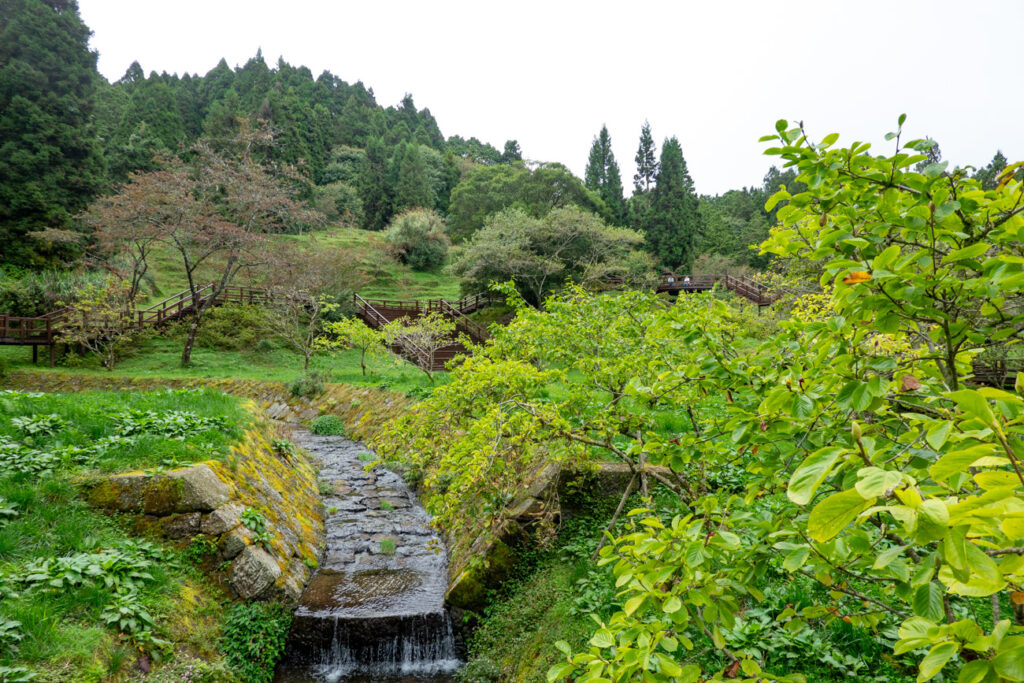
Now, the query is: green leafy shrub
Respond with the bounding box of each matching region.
[194,305,274,352]
[313,181,363,225]
[111,409,228,438]
[310,415,345,436]
[0,619,24,655]
[0,270,106,317]
[183,535,219,564]
[0,666,36,682]
[384,209,450,271]
[288,372,325,398]
[11,414,65,437]
[240,508,272,549]
[220,602,292,683]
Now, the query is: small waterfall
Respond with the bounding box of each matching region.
[274,433,460,682]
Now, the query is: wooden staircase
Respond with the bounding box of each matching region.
[353,293,500,373]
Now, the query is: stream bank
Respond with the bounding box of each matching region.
[274,431,460,682]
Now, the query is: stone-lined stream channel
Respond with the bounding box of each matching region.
[273,431,460,682]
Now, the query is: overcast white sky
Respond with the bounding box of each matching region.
[78,0,1024,196]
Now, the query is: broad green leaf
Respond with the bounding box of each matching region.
[930,444,999,482]
[873,544,904,570]
[946,389,996,426]
[913,583,944,621]
[994,645,1024,681]
[944,526,970,571]
[939,563,1006,597]
[662,596,682,614]
[590,630,615,648]
[547,663,576,681]
[918,641,957,681]
[807,489,875,542]
[1002,517,1024,540]
[655,654,683,677]
[919,499,950,526]
[783,547,810,572]
[958,660,994,683]
[925,421,953,450]
[856,467,902,498]
[788,447,845,505]
[623,595,645,617]
[943,242,990,264]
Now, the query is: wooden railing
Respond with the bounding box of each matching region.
[0,308,69,344]
[439,300,489,344]
[655,273,778,306]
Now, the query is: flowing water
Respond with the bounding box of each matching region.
[274,432,460,683]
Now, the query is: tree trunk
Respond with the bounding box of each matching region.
[182,319,199,366]
[304,352,310,370]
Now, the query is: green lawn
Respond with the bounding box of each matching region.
[1,335,446,397]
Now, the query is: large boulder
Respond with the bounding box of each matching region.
[201,502,244,536]
[230,546,282,599]
[169,464,231,512]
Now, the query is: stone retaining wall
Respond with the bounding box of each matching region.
[84,413,324,604]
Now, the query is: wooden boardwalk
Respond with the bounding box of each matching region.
[654,273,778,306]
[1,284,270,366]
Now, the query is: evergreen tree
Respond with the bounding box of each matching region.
[633,120,658,193]
[392,142,432,212]
[975,150,1008,190]
[501,140,522,163]
[584,125,625,222]
[0,0,105,266]
[358,137,392,230]
[644,137,700,271]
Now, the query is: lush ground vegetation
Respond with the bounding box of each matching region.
[0,388,251,681]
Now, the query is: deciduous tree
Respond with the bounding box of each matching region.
[57,276,136,371]
[318,317,386,376]
[450,206,650,306]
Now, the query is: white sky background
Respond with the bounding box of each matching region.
[78,0,1024,197]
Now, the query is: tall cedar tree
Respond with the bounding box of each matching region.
[359,137,392,230]
[633,120,658,193]
[0,0,105,267]
[644,137,700,271]
[584,125,625,222]
[392,142,432,212]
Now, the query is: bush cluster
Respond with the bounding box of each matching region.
[384,209,450,271]
[310,414,346,436]
[163,304,274,352]
[219,602,292,683]
[0,269,108,317]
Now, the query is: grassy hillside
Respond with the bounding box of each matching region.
[137,224,462,308]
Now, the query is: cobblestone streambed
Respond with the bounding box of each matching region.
[274,432,460,682]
